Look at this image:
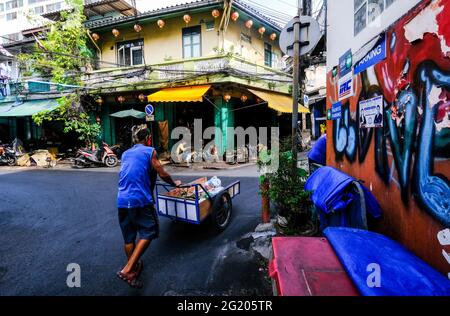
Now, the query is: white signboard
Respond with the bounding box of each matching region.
[359,95,384,128]
[338,72,354,101]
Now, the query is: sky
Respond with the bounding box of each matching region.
[134,0,324,26]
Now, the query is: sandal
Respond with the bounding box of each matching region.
[116,270,143,289]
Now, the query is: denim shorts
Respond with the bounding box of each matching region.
[118,205,159,244]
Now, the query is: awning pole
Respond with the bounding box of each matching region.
[230,101,268,112]
[203,96,220,111]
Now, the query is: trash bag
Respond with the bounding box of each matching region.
[30,150,54,167]
[17,154,31,167]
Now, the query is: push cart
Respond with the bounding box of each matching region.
[155,179,241,231]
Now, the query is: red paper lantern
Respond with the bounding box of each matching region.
[117,96,126,104]
[112,29,120,37]
[138,93,146,102]
[270,33,277,41]
[258,26,266,36]
[223,93,231,103]
[240,94,248,103]
[212,9,220,18]
[245,20,253,29]
[95,96,103,106]
[91,33,100,41]
[183,14,191,24]
[134,24,143,33]
[231,11,239,22]
[157,19,165,28]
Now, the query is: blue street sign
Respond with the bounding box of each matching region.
[354,34,387,75]
[145,104,154,115]
[331,102,342,120]
[339,49,353,77]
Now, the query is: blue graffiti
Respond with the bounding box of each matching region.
[332,61,449,227]
[386,89,418,201]
[415,63,450,227]
[333,104,358,162]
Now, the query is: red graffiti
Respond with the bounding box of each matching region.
[375,0,450,106]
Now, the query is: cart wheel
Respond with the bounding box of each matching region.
[211,191,232,231]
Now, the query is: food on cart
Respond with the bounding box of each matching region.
[164,176,224,201]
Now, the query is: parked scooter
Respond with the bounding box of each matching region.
[73,142,118,168]
[0,143,17,166]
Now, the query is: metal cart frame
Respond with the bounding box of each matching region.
[155,180,241,226]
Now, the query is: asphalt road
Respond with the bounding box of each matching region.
[0,165,271,296]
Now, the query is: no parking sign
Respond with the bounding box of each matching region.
[145,104,154,116]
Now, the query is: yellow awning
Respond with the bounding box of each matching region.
[147,85,211,102]
[248,89,310,114]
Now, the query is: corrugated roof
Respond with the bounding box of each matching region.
[85,0,283,32]
[43,0,137,20]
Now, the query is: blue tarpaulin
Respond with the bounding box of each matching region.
[305,166,382,230]
[324,227,450,296]
[308,134,327,165]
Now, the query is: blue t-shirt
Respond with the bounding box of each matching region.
[308,134,327,165]
[117,144,155,208]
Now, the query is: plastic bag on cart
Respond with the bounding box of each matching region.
[165,176,224,200]
[201,176,224,198]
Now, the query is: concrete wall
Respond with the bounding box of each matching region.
[96,10,282,69]
[327,0,422,71]
[326,0,450,275]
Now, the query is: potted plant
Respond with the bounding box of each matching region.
[258,138,317,236]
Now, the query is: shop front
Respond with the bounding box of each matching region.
[96,83,309,159]
[0,99,63,150]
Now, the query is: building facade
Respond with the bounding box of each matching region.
[82,0,306,154]
[0,0,137,148]
[0,0,68,45]
[326,0,450,276]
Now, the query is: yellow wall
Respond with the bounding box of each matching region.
[223,18,282,67]
[96,11,282,69]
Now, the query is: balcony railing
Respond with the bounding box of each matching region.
[83,55,293,94]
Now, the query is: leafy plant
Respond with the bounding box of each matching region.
[258,137,315,234]
[19,0,100,147]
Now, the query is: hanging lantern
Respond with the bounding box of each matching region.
[240,94,248,103]
[134,24,143,33]
[183,14,191,25]
[270,33,277,41]
[258,26,266,36]
[112,29,120,37]
[231,11,239,22]
[95,96,104,106]
[212,9,220,18]
[245,20,253,29]
[138,93,146,102]
[91,33,100,41]
[117,96,126,104]
[157,19,165,29]
[223,93,231,103]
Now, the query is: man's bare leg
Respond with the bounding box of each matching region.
[124,243,135,259]
[121,239,151,275]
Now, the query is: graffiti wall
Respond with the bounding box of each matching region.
[327,0,450,275]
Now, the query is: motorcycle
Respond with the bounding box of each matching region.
[73,142,118,168]
[0,143,17,166]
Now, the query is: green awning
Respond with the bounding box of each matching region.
[110,109,146,119]
[0,99,60,117]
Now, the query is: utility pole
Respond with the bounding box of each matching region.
[301,0,311,133]
[291,0,302,170]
